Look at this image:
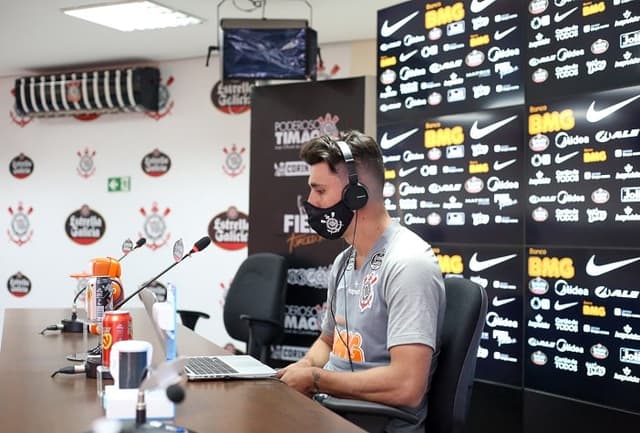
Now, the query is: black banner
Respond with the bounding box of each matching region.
[249,78,373,364]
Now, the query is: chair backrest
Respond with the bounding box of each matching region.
[223,252,288,360]
[425,277,488,433]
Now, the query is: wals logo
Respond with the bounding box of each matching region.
[76,148,96,178]
[7,202,33,246]
[146,76,175,120]
[142,149,171,177]
[9,153,34,179]
[9,87,34,128]
[7,272,31,297]
[273,113,340,150]
[222,144,246,177]
[139,202,171,250]
[65,205,106,245]
[208,206,249,250]
[211,80,253,114]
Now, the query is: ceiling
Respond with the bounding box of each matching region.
[0,0,400,78]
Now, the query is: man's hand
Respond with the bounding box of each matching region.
[277,364,320,396]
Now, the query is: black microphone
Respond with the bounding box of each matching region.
[118,237,147,261]
[116,236,211,310]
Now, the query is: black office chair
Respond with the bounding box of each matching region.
[315,277,488,433]
[176,309,210,330]
[223,252,288,364]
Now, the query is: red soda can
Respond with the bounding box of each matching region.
[102,310,132,367]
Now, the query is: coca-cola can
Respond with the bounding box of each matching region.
[102,310,132,367]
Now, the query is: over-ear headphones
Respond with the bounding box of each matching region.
[335,140,368,211]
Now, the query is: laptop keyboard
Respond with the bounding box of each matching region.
[186,357,238,375]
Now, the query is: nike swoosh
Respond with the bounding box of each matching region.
[469,253,517,272]
[492,296,516,307]
[399,49,418,62]
[494,26,517,41]
[586,255,640,276]
[469,115,518,140]
[380,128,419,150]
[586,93,640,123]
[554,151,579,164]
[380,11,419,38]
[554,300,578,311]
[398,167,417,177]
[554,6,578,23]
[493,159,516,171]
[470,0,498,13]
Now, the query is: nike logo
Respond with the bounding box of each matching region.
[380,11,419,38]
[380,128,419,150]
[586,93,640,123]
[494,26,517,41]
[399,49,418,62]
[554,151,579,164]
[398,167,417,177]
[492,296,516,307]
[469,115,518,140]
[554,6,578,23]
[493,159,516,171]
[469,253,517,272]
[554,300,579,311]
[470,0,498,13]
[586,255,640,276]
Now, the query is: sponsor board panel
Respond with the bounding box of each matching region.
[380,106,525,244]
[526,0,640,102]
[434,243,524,386]
[377,0,526,124]
[525,246,640,413]
[525,84,640,247]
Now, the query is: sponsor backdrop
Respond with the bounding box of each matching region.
[248,77,376,364]
[377,0,640,427]
[0,43,353,350]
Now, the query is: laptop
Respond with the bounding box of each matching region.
[183,355,276,381]
[138,289,277,381]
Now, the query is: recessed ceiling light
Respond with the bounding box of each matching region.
[63,1,203,32]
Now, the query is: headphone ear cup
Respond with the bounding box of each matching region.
[343,183,369,211]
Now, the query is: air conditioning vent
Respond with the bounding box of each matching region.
[14,67,160,117]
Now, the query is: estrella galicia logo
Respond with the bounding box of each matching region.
[65,205,106,245]
[9,153,34,179]
[208,206,249,250]
[211,80,253,114]
[222,144,246,177]
[7,202,34,246]
[139,202,171,250]
[141,148,172,177]
[76,148,96,178]
[7,272,31,297]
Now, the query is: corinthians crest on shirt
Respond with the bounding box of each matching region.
[359,272,378,312]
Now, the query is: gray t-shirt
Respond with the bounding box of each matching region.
[322,222,446,433]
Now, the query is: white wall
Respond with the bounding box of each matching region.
[0,41,365,350]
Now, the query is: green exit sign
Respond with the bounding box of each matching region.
[108,176,131,192]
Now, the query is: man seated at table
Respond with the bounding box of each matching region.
[277,130,446,433]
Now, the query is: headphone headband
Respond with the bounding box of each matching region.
[333,139,368,211]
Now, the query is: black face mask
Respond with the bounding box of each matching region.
[303,200,354,240]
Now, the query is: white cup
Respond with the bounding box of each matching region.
[109,340,153,389]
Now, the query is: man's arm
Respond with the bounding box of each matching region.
[278,343,433,408]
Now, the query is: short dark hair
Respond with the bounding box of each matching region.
[300,130,385,188]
